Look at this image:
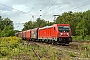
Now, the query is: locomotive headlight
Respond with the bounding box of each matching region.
[60,33,62,35]
[59,33,62,36]
[67,33,70,36]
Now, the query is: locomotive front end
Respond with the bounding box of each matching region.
[57,25,72,44]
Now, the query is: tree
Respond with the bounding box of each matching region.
[76,19,88,39]
[22,18,55,31]
[35,18,46,27]
[36,18,54,27]
[0,17,13,30]
[0,16,3,30]
[22,21,33,31]
[83,10,90,35]
[1,26,15,37]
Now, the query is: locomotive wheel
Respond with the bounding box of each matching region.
[49,40,52,44]
[52,40,56,45]
[48,40,52,44]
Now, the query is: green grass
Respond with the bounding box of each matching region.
[72,35,90,41]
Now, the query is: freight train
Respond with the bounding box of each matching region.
[15,24,72,44]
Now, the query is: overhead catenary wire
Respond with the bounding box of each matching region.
[45,1,90,22]
[0,1,68,21]
[70,2,90,11]
[39,0,52,18]
[0,3,36,24]
[0,3,33,15]
[41,1,70,22]
[0,1,90,18]
[0,1,90,23]
[26,7,35,14]
[41,0,52,10]
[41,0,59,20]
[51,2,70,11]
[42,0,58,15]
[42,2,70,17]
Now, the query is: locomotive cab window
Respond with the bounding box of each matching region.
[58,26,70,32]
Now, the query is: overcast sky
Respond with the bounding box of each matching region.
[0,0,90,30]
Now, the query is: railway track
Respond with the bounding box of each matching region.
[32,48,41,60]
[22,40,90,60]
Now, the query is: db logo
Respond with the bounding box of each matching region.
[64,33,65,35]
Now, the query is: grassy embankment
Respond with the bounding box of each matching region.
[72,35,90,41]
[0,37,90,60]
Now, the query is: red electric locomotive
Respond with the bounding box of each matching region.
[38,24,72,44]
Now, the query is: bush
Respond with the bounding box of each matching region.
[10,43,18,49]
[0,47,9,56]
[0,37,22,58]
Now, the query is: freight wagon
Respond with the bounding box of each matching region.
[31,28,38,41]
[22,31,26,40]
[25,30,31,40]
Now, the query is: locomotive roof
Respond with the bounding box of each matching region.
[53,24,70,26]
[39,24,70,30]
[39,26,53,30]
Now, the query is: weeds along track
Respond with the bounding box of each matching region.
[22,40,41,60]
[22,40,88,54]
[33,41,90,60]
[32,48,41,60]
[23,39,90,50]
[22,40,90,60]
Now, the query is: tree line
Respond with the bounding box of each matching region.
[0,10,90,38]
